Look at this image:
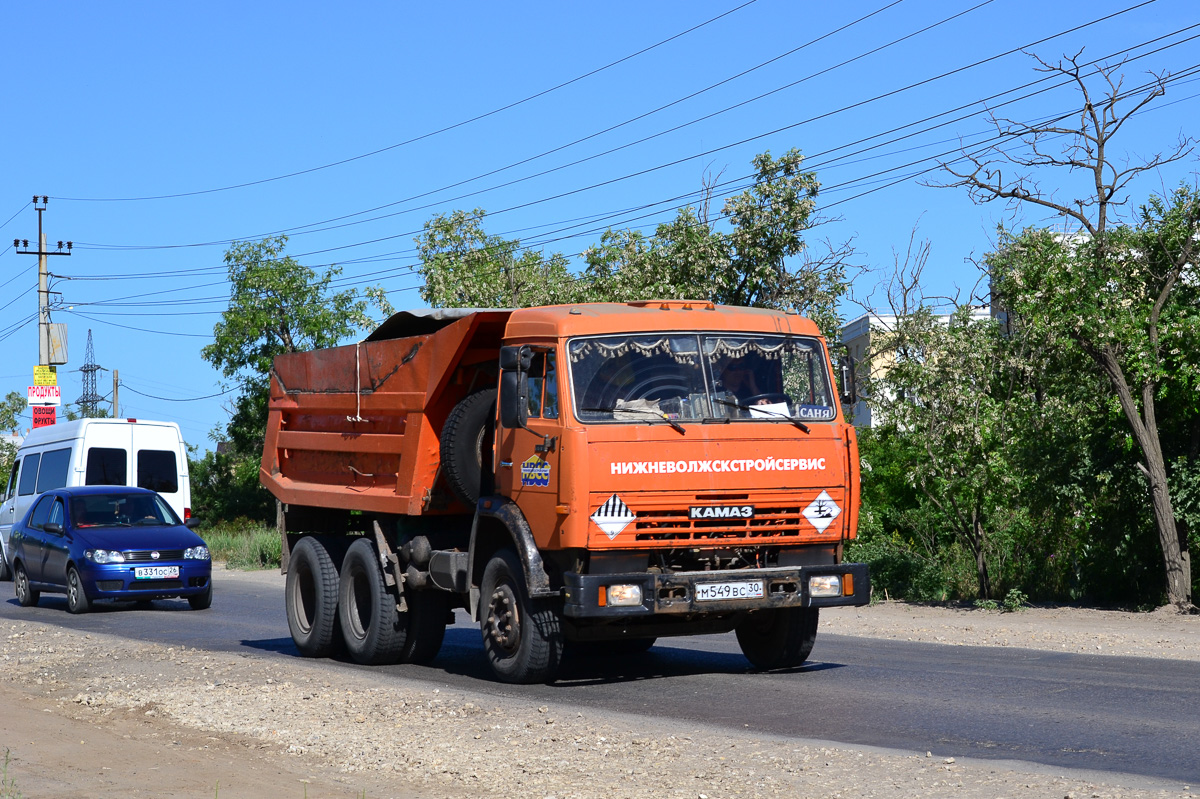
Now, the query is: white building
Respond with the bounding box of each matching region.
[840,308,992,428]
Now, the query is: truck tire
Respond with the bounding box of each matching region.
[286,536,342,658]
[339,538,407,665]
[402,589,449,665]
[735,607,819,670]
[441,389,497,507]
[479,549,563,684]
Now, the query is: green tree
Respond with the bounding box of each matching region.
[199,235,384,523]
[869,301,1024,599]
[416,209,580,308]
[0,392,27,479]
[417,151,854,339]
[946,55,1198,608]
[584,150,851,338]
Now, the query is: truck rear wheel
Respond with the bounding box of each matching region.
[480,549,563,684]
[441,389,497,507]
[339,538,407,665]
[286,536,342,658]
[735,607,819,670]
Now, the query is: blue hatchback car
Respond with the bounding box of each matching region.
[10,485,212,613]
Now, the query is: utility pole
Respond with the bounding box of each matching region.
[14,196,72,366]
[113,369,119,418]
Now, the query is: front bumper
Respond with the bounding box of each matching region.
[562,563,870,619]
[81,561,212,599]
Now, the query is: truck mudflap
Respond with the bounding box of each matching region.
[562,563,870,618]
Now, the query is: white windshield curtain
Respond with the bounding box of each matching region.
[569,336,697,366]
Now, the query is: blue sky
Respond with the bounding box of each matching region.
[2,0,1197,451]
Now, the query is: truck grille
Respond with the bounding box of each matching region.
[631,505,814,543]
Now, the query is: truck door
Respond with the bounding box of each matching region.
[497,348,563,542]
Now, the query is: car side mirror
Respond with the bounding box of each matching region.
[185,518,201,529]
[44,522,63,535]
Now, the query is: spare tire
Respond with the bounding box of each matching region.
[441,388,497,507]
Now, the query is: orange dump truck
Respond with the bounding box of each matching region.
[261,301,869,683]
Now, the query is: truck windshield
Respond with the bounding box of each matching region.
[569,333,836,424]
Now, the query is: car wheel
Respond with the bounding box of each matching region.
[735,607,819,670]
[66,566,91,614]
[0,544,10,582]
[338,538,406,665]
[13,563,38,607]
[479,549,563,684]
[188,580,213,610]
[285,536,342,658]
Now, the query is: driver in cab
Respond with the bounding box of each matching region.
[720,356,773,407]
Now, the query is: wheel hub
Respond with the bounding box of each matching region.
[487,585,521,653]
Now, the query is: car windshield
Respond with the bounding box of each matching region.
[70,493,181,528]
[568,333,836,424]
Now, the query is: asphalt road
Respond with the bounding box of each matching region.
[4,568,1199,784]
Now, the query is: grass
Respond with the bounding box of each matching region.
[1,750,20,799]
[200,520,281,570]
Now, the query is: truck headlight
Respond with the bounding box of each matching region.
[605,584,643,607]
[809,575,842,597]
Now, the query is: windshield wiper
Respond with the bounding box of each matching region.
[712,398,810,433]
[583,406,686,435]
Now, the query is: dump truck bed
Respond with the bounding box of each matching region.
[260,310,511,516]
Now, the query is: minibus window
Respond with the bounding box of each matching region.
[17,454,40,496]
[137,450,178,494]
[86,448,128,486]
[35,448,72,492]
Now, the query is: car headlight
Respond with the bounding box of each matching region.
[86,549,126,564]
[184,546,210,561]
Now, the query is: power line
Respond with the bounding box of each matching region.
[69,0,1168,256]
[37,22,1200,314]
[119,382,245,402]
[50,1,762,203]
[0,201,28,233]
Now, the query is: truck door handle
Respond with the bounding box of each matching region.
[500,461,513,468]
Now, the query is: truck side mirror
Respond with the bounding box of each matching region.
[499,345,532,430]
[838,355,858,406]
[499,345,532,372]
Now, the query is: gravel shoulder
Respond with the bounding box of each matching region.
[1,566,1197,799]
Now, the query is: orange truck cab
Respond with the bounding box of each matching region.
[262,301,869,684]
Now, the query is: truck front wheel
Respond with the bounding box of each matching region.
[339,538,407,665]
[735,607,819,670]
[480,549,563,684]
[286,536,341,658]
